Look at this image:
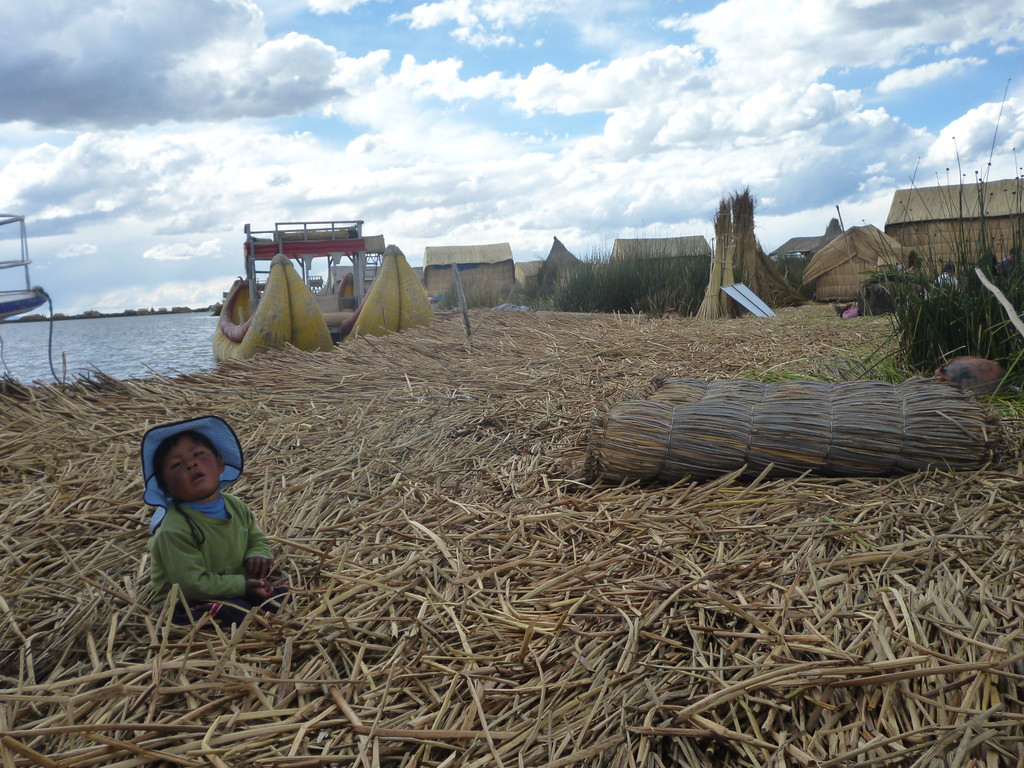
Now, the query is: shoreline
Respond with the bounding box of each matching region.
[7,304,220,322]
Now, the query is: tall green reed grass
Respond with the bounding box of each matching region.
[535,249,711,316]
[887,264,1024,372]
[772,252,815,300]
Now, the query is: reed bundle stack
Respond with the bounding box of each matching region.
[698,189,802,320]
[696,200,735,320]
[729,190,801,309]
[586,376,999,483]
[1,305,1023,767]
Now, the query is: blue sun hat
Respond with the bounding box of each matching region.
[141,415,244,531]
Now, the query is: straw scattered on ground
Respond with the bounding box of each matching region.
[2,305,1024,767]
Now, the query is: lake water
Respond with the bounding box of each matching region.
[0,312,220,384]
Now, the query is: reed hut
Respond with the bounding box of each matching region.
[884,177,1024,265]
[611,235,711,261]
[802,224,904,301]
[535,236,581,291]
[513,260,544,291]
[769,219,842,260]
[422,242,515,298]
[769,235,822,260]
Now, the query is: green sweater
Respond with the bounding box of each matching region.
[148,492,272,607]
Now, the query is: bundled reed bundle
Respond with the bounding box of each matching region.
[696,200,734,320]
[587,375,999,482]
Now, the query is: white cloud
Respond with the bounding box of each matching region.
[394,1,485,33]
[877,57,986,92]
[507,46,708,116]
[924,97,1024,179]
[391,0,592,48]
[663,0,1024,86]
[56,243,97,260]
[388,55,509,102]
[0,0,379,128]
[309,0,374,13]
[143,239,225,262]
[391,0,516,47]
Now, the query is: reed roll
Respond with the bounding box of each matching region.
[587,376,998,482]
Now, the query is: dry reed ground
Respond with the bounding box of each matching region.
[1,304,1023,767]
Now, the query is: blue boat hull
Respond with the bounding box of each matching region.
[0,289,47,321]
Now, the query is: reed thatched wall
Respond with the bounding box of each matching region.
[423,243,514,267]
[885,178,1024,265]
[514,259,544,289]
[423,260,516,297]
[2,305,1023,767]
[422,244,517,297]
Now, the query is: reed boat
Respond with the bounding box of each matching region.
[342,244,434,338]
[213,220,432,361]
[214,253,333,361]
[0,214,48,321]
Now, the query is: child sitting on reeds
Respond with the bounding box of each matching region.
[141,415,287,626]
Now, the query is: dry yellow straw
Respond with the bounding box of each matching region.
[0,305,1021,767]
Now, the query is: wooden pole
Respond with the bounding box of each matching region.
[975,267,1024,340]
[452,266,472,339]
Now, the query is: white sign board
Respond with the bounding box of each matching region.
[721,282,775,317]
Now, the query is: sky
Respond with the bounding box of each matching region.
[1,0,1023,315]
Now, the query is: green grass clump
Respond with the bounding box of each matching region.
[884,258,1024,386]
[537,250,711,316]
[752,342,914,385]
[772,253,815,300]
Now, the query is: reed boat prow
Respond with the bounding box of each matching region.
[214,253,333,361]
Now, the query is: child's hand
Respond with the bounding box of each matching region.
[245,578,274,603]
[245,556,275,579]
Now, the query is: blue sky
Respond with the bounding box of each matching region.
[1,0,1022,314]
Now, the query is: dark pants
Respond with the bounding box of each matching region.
[172,586,289,627]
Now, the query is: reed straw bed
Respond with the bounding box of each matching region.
[586,376,999,483]
[1,305,1023,767]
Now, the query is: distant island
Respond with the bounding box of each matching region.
[9,305,222,322]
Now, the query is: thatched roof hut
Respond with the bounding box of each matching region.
[611,235,711,261]
[884,177,1023,265]
[513,260,544,290]
[422,242,515,298]
[770,219,844,260]
[535,236,581,291]
[770,236,822,258]
[802,224,904,301]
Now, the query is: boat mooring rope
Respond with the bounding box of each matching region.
[0,291,63,383]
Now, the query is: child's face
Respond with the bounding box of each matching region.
[160,435,225,504]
